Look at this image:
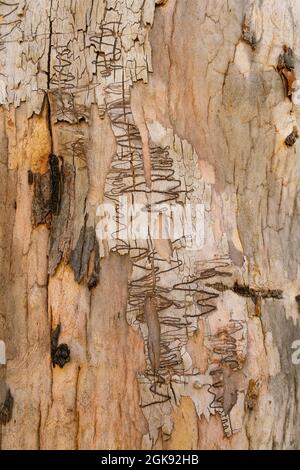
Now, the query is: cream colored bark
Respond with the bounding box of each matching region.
[0,0,299,450]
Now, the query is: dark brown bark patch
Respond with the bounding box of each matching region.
[31,170,52,225]
[70,222,96,283]
[48,162,75,276]
[51,324,70,369]
[0,389,13,425]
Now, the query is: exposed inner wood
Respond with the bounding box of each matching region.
[0,0,299,450]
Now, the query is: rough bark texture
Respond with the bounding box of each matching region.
[0,0,300,450]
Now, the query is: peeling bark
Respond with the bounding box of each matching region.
[0,0,299,450]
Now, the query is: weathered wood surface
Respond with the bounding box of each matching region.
[0,0,299,449]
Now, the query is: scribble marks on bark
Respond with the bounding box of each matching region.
[145,295,161,372]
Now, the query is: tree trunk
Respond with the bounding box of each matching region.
[0,0,299,450]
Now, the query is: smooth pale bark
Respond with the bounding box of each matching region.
[0,0,299,450]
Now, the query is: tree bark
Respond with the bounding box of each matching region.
[0,0,300,450]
